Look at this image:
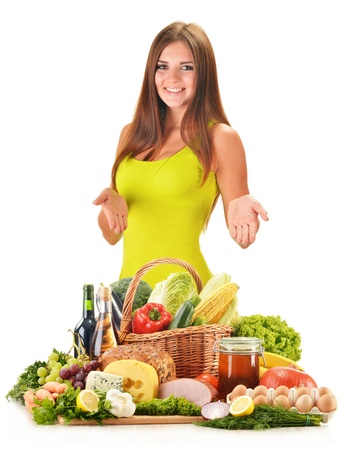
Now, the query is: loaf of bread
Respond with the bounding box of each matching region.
[98,344,176,384]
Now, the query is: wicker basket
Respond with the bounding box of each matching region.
[117,257,232,378]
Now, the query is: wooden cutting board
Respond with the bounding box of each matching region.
[57,415,205,426]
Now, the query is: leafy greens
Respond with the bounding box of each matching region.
[231,314,302,361]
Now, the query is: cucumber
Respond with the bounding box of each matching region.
[168,295,201,329]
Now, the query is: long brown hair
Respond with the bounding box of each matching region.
[111,21,230,188]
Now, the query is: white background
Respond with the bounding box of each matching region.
[0,1,343,448]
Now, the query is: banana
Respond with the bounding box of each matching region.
[259,351,304,372]
[259,366,269,378]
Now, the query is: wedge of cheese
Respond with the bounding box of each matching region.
[103,359,159,402]
[85,370,123,392]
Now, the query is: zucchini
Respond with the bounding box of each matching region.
[192,316,207,326]
[168,295,201,329]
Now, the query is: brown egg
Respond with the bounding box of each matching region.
[254,394,269,405]
[253,385,268,397]
[230,384,247,400]
[296,386,311,396]
[318,386,333,396]
[316,393,337,413]
[295,394,313,413]
[273,394,292,409]
[275,385,290,397]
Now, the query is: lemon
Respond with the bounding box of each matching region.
[76,389,99,413]
[229,395,254,417]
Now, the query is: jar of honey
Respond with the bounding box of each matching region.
[215,337,264,401]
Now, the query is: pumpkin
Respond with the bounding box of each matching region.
[259,366,318,389]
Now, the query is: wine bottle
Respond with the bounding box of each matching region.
[74,284,97,358]
[90,285,119,360]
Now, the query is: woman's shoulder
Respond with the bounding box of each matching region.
[210,122,240,141]
[210,123,245,168]
[115,123,132,156]
[119,123,132,138]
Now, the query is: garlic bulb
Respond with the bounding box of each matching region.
[288,387,298,406]
[266,388,276,405]
[106,389,136,418]
[310,388,320,406]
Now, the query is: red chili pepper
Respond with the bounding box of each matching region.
[132,303,172,334]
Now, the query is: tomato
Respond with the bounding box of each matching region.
[195,372,219,390]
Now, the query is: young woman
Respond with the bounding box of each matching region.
[93,21,269,287]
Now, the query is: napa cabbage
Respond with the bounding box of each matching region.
[148,271,196,316]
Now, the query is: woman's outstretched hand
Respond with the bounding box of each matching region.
[227,194,269,248]
[93,188,128,235]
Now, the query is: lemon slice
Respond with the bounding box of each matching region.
[76,389,99,413]
[229,395,254,417]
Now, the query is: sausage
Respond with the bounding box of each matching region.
[23,390,37,412]
[158,378,217,407]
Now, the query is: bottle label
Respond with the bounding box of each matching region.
[85,299,94,311]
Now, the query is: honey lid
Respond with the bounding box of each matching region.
[217,337,264,354]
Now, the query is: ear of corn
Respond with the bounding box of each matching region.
[217,293,239,326]
[199,272,231,300]
[191,282,239,324]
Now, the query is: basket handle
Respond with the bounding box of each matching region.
[117,257,204,343]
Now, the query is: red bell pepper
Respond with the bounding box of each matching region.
[132,303,172,334]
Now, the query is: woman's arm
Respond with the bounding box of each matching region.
[93,125,130,244]
[212,124,268,247]
[94,188,127,244]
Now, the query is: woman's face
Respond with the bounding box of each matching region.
[155,41,196,112]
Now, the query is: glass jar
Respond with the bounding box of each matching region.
[214,337,264,401]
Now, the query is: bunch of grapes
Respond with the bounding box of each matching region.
[59,359,100,390]
[36,351,68,385]
[36,351,99,390]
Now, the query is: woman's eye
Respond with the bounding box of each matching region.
[156,64,194,71]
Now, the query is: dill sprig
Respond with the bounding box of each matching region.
[194,404,323,430]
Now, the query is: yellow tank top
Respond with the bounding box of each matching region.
[115,145,219,288]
